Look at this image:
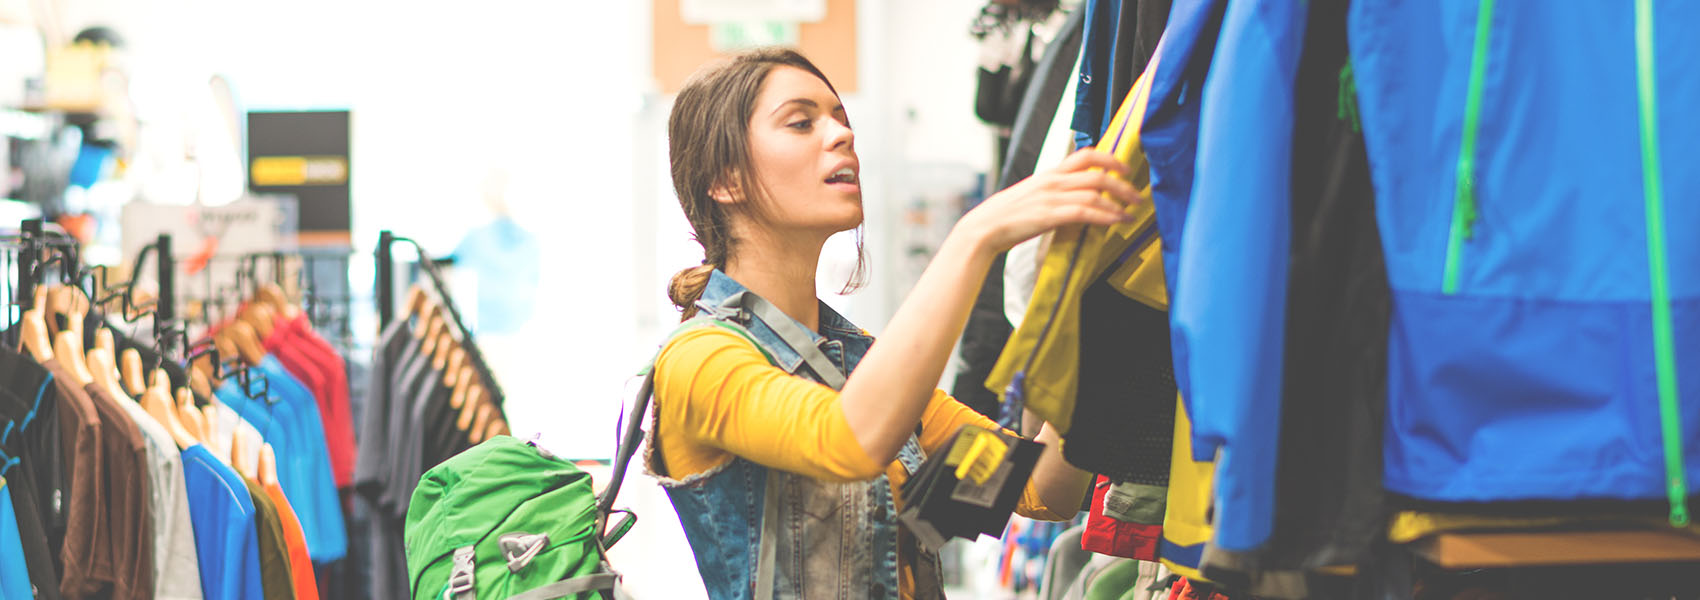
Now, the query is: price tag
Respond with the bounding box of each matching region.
[955,429,1008,486]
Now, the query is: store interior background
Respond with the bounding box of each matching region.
[4,0,1078,596]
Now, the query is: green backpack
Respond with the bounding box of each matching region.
[405,404,650,599]
[404,317,757,599]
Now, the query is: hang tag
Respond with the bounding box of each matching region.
[951,457,1014,509]
[955,429,1009,485]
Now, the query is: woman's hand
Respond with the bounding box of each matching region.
[957,149,1141,256]
[836,149,1139,467]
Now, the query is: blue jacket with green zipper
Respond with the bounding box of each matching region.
[1349,0,1700,517]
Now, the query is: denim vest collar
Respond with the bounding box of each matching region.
[699,269,875,379]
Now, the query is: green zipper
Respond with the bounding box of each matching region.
[1443,0,1495,294]
[1634,0,1689,528]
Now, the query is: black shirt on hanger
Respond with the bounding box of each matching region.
[0,347,66,599]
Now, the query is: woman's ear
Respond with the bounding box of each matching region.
[709,172,741,205]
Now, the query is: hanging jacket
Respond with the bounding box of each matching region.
[987,66,1166,436]
[1169,0,1306,556]
[1136,0,1228,417]
[1349,0,1700,520]
[1196,0,1390,586]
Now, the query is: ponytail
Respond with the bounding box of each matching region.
[668,264,716,321]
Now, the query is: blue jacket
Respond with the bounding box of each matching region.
[1172,0,1307,553]
[1161,0,1700,553]
[1349,0,1700,517]
[1139,0,1228,416]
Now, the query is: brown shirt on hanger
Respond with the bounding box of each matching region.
[83,383,154,600]
[244,477,297,600]
[39,359,105,599]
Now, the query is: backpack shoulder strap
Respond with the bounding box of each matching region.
[505,573,621,600]
[596,316,769,545]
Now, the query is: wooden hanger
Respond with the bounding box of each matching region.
[403,285,427,319]
[189,362,214,399]
[258,444,279,486]
[120,349,146,397]
[42,284,67,338]
[432,331,455,372]
[450,365,474,411]
[144,370,196,449]
[229,423,250,476]
[49,285,89,341]
[200,405,224,459]
[241,301,275,340]
[458,383,483,431]
[94,327,115,357]
[483,415,510,442]
[257,283,300,321]
[18,288,53,362]
[419,315,445,359]
[176,387,207,443]
[227,321,267,366]
[470,402,496,444]
[53,330,94,386]
[414,298,441,340]
[444,348,465,388]
[86,346,121,399]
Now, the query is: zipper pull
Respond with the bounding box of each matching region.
[1337,61,1362,133]
[1459,192,1479,240]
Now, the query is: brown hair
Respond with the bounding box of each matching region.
[665,47,866,320]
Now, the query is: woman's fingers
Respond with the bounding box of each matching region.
[1048,169,1139,205]
[1044,190,1133,226]
[1053,204,1130,228]
[1057,149,1131,179]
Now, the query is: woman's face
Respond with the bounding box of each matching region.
[740,66,861,235]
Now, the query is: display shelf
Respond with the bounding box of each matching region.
[1411,527,1700,569]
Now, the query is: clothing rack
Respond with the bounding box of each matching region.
[8,220,271,394]
[374,229,505,407]
[180,248,358,353]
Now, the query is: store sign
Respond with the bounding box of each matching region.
[710,21,799,51]
[247,110,351,240]
[250,156,349,186]
[120,197,296,264]
[681,0,826,23]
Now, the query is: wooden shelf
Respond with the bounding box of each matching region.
[1411,528,1700,569]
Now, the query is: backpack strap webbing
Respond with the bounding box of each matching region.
[596,316,768,545]
[506,573,622,600]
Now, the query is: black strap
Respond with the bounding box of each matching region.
[997,5,1088,191]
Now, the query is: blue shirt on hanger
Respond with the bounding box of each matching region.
[219,357,348,563]
[182,444,263,600]
[1,477,33,600]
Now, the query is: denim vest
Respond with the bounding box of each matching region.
[644,270,941,600]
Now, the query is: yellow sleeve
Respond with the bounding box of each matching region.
[653,325,885,483]
[916,394,1075,521]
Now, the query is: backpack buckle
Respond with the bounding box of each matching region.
[500,532,550,573]
[445,546,476,599]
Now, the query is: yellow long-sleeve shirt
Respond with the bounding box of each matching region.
[652,325,1070,598]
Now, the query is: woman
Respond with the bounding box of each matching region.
[649,48,1140,599]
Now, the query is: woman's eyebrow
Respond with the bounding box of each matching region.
[770,98,818,116]
[770,98,844,116]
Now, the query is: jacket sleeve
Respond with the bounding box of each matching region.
[916,395,1074,521]
[653,326,885,482]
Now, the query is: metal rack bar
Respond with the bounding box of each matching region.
[374,230,504,407]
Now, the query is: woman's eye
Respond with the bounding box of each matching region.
[788,119,812,130]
